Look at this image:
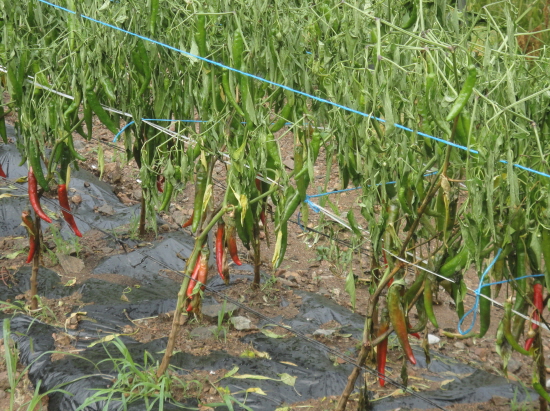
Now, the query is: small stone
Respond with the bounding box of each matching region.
[508,358,522,374]
[57,253,85,274]
[277,278,296,287]
[189,326,217,340]
[230,316,256,331]
[427,334,440,345]
[284,271,300,282]
[275,269,286,277]
[283,159,295,170]
[132,190,142,201]
[73,140,86,151]
[160,224,170,232]
[122,325,133,334]
[0,390,7,399]
[71,194,82,205]
[118,193,132,205]
[201,303,239,322]
[97,204,115,216]
[84,182,90,188]
[491,397,510,407]
[313,329,336,336]
[259,231,266,240]
[453,341,466,350]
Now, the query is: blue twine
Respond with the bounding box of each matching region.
[458,248,502,335]
[37,0,550,180]
[305,171,438,213]
[457,249,544,335]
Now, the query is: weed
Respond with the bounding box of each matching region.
[76,337,190,410]
[49,225,82,258]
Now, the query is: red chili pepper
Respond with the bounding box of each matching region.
[157,175,164,193]
[182,211,194,228]
[186,253,202,299]
[524,283,544,350]
[0,163,6,178]
[409,332,421,339]
[255,177,262,192]
[227,225,242,266]
[57,184,82,237]
[377,318,389,387]
[388,283,416,365]
[28,167,52,224]
[22,211,36,264]
[260,209,267,227]
[216,223,226,281]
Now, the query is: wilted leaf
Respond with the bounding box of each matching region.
[261,329,285,339]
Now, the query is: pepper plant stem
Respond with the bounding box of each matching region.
[30,213,41,311]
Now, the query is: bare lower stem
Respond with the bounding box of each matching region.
[252,222,261,288]
[139,195,146,236]
[30,215,41,311]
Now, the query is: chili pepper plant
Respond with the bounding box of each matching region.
[2,0,550,407]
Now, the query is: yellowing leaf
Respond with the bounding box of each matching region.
[278,373,296,387]
[279,361,297,367]
[3,250,24,259]
[232,374,277,381]
[202,184,212,214]
[88,334,119,347]
[245,387,267,395]
[261,329,285,339]
[64,278,76,287]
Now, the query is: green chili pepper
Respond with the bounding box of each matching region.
[401,5,417,29]
[235,206,253,250]
[424,275,439,328]
[192,163,207,233]
[477,277,491,338]
[85,87,119,134]
[28,139,48,190]
[311,132,322,162]
[63,89,81,121]
[439,247,468,279]
[270,94,294,133]
[0,110,7,143]
[150,0,159,35]
[533,382,550,402]
[67,134,86,162]
[273,221,288,269]
[347,209,363,237]
[159,181,174,212]
[446,65,477,122]
[222,69,245,117]
[232,31,244,70]
[503,299,531,356]
[196,14,207,58]
[100,76,116,102]
[404,272,426,306]
[279,188,301,229]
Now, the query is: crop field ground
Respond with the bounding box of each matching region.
[0,0,550,410]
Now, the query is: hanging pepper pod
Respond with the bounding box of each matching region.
[216,223,227,282]
[226,222,242,266]
[387,281,416,365]
[525,283,544,351]
[28,167,52,224]
[0,163,6,178]
[21,211,37,264]
[58,184,82,237]
[182,211,194,228]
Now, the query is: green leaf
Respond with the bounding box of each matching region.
[261,329,285,339]
[345,270,356,311]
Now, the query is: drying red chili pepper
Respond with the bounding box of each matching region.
[377,311,390,387]
[21,211,36,264]
[182,211,194,228]
[0,163,6,178]
[227,224,242,266]
[186,253,202,299]
[58,184,82,237]
[387,282,416,365]
[157,175,164,193]
[28,166,52,224]
[216,223,227,282]
[524,283,544,351]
